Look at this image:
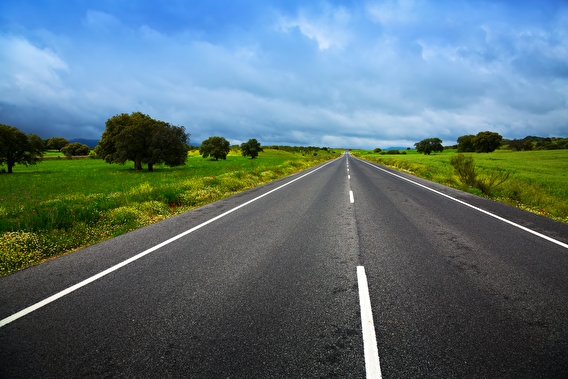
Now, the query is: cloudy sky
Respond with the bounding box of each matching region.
[1,0,567,148]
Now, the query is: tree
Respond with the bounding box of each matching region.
[457,135,475,152]
[145,121,189,170]
[47,137,70,151]
[61,142,90,156]
[414,138,443,155]
[522,140,534,150]
[508,138,533,151]
[240,138,263,159]
[0,124,44,173]
[472,131,503,153]
[199,136,230,160]
[94,112,189,171]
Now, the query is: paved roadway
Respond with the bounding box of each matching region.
[1,153,567,378]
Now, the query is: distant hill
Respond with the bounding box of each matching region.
[70,139,99,148]
[385,146,411,151]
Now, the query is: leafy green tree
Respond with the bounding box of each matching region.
[240,138,263,159]
[61,142,90,156]
[145,121,189,170]
[47,137,70,150]
[457,135,475,152]
[522,140,534,150]
[414,138,443,155]
[472,131,503,153]
[95,112,189,171]
[508,138,533,151]
[199,136,230,160]
[0,124,44,173]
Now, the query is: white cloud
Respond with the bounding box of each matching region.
[276,6,352,50]
[366,0,416,26]
[0,34,70,104]
[83,10,122,32]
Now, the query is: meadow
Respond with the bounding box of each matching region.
[352,149,568,224]
[0,149,340,276]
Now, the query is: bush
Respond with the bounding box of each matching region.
[61,142,90,156]
[1,232,45,275]
[450,154,509,194]
[109,206,142,228]
[381,150,401,155]
[476,169,510,195]
[450,154,477,187]
[138,201,171,217]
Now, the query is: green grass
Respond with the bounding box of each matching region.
[0,149,339,276]
[43,150,66,158]
[352,149,568,224]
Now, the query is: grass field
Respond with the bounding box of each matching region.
[0,149,340,276]
[352,149,568,224]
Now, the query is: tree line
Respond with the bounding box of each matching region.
[505,136,568,151]
[0,112,266,173]
[96,113,265,170]
[45,138,91,156]
[3,116,566,173]
[198,136,264,161]
[0,126,99,174]
[413,131,504,155]
[413,131,568,155]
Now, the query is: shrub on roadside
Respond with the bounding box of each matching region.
[109,206,142,228]
[450,154,477,187]
[380,150,401,155]
[1,232,45,275]
[450,154,509,194]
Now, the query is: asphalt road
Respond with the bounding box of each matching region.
[1,153,567,378]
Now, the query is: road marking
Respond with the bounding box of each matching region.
[357,266,383,379]
[350,190,355,203]
[357,158,568,250]
[348,175,351,180]
[0,159,338,329]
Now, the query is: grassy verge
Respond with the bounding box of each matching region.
[352,149,568,224]
[0,149,339,276]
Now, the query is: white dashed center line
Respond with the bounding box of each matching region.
[357,266,383,379]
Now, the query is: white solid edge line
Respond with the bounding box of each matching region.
[357,158,568,250]
[350,190,355,204]
[357,266,383,379]
[0,159,338,329]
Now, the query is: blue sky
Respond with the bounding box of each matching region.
[1,0,567,148]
